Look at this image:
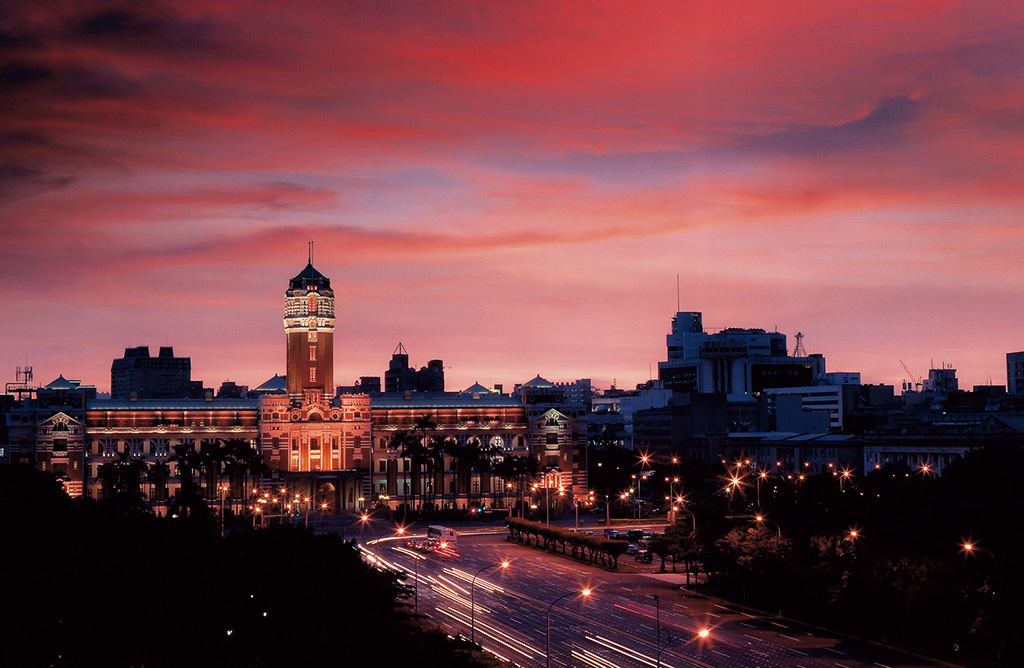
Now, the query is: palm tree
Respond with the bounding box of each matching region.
[433,435,457,511]
[412,414,437,511]
[200,439,234,501]
[220,438,260,515]
[390,430,414,512]
[443,437,471,507]
[147,459,170,504]
[97,448,148,502]
[168,439,206,519]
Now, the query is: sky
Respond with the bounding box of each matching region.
[2,0,1023,394]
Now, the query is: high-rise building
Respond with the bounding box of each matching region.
[1007,352,1024,397]
[657,311,826,395]
[383,343,444,392]
[110,346,203,400]
[285,258,335,397]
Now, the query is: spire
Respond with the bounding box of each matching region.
[308,240,313,265]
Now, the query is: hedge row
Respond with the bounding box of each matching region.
[506,517,628,569]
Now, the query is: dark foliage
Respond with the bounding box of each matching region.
[0,464,509,668]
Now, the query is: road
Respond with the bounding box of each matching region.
[364,528,949,668]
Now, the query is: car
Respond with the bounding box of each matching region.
[405,538,421,549]
[626,543,638,555]
[635,549,653,563]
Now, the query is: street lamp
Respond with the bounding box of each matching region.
[756,470,768,510]
[961,541,995,558]
[656,630,673,668]
[838,467,852,493]
[754,515,782,538]
[219,484,230,537]
[470,560,510,643]
[546,588,591,668]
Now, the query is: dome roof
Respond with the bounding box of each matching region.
[288,262,332,291]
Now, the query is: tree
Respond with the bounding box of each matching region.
[391,430,415,511]
[715,524,791,602]
[97,448,148,504]
[168,440,207,520]
[412,414,438,510]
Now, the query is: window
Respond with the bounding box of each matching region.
[308,331,318,342]
[309,346,316,361]
[308,294,317,313]
[547,433,559,445]
[379,461,386,472]
[310,367,316,383]
[310,438,320,451]
[291,439,298,451]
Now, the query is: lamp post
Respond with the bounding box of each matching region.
[756,470,768,511]
[219,484,229,537]
[652,594,661,653]
[470,560,510,643]
[546,588,590,668]
[754,515,782,538]
[656,630,673,668]
[961,541,995,558]
[838,468,852,493]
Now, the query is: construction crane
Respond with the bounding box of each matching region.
[899,360,923,392]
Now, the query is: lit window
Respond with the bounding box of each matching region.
[308,294,317,313]
[308,331,317,342]
[310,367,316,383]
[309,346,316,361]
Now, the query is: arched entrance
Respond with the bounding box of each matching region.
[316,482,337,514]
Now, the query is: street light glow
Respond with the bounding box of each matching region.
[697,628,710,639]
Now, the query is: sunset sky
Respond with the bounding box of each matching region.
[3,1,1023,394]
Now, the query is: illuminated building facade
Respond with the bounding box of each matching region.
[369,389,529,510]
[5,375,95,497]
[257,257,370,512]
[285,260,335,397]
[3,258,590,515]
[517,376,589,494]
[83,398,260,508]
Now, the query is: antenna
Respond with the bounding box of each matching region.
[308,240,313,264]
[793,332,806,357]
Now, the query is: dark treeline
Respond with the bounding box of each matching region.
[0,466,508,668]
[654,446,1022,668]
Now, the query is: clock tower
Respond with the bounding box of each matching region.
[285,249,335,397]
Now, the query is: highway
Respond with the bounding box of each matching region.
[364,529,946,668]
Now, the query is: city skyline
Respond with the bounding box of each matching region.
[3,2,1023,393]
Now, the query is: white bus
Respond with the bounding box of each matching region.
[427,525,458,548]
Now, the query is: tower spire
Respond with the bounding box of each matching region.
[308,240,313,265]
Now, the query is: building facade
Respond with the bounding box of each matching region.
[111,346,204,400]
[1007,352,1024,397]
[3,258,589,515]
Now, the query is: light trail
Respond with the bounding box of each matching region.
[586,635,678,668]
[572,646,624,668]
[436,607,539,659]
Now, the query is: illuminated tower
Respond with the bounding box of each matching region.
[285,247,335,397]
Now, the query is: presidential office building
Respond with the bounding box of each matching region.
[4,258,589,514]
[257,259,371,512]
